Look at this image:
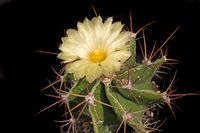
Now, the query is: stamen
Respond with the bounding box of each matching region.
[89,49,106,63]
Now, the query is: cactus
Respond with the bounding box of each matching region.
[38,14,197,133]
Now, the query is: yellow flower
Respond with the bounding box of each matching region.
[58,16,132,83]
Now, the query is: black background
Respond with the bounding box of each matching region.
[0,0,200,132]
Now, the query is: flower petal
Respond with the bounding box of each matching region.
[67,60,89,80]
[85,63,102,83]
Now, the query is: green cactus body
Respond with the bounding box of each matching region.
[88,83,117,133]
[41,16,185,133]
[114,57,165,105]
[57,38,167,133]
[105,84,146,133]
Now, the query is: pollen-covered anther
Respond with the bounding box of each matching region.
[123,112,133,121]
[85,93,95,105]
[89,49,107,63]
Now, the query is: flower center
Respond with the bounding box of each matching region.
[89,49,106,63]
